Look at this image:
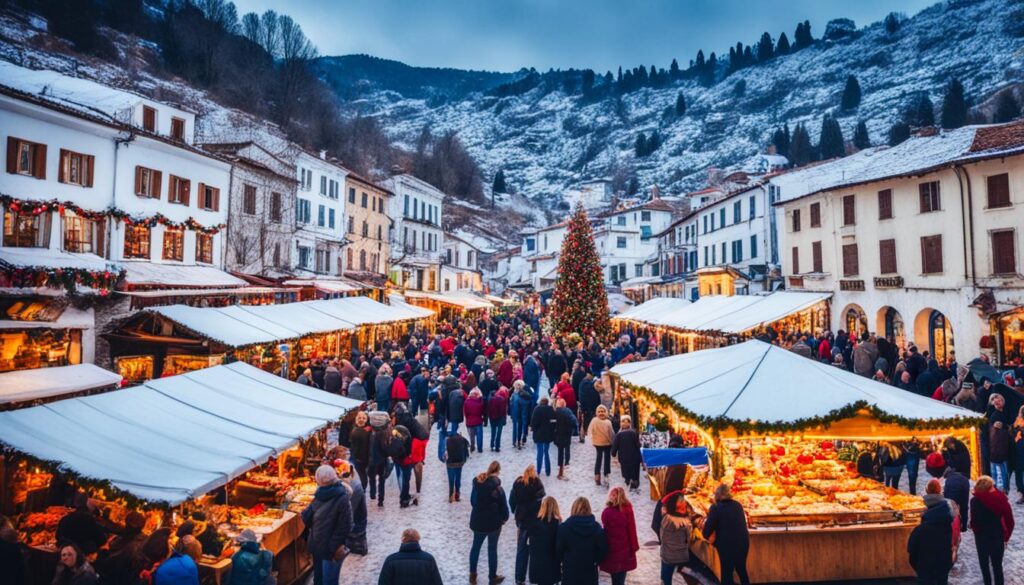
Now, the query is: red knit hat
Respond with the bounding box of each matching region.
[926,452,945,469]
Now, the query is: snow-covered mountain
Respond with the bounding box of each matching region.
[319,0,1024,205]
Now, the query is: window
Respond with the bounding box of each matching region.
[3,210,51,248]
[791,247,800,274]
[749,196,756,220]
[919,181,941,213]
[842,243,859,276]
[640,225,652,240]
[320,176,327,195]
[921,235,943,274]
[329,180,339,199]
[635,263,644,277]
[879,239,897,274]
[6,137,47,179]
[134,166,162,198]
[123,224,151,259]
[720,242,726,264]
[298,245,311,269]
[703,215,708,234]
[810,202,821,227]
[878,189,893,219]
[842,195,856,226]
[273,243,281,267]
[733,201,741,224]
[710,214,715,231]
[362,221,369,237]
[328,209,336,229]
[361,192,368,208]
[169,175,190,205]
[58,149,94,187]
[987,173,1011,208]
[617,216,626,226]
[750,235,758,259]
[812,241,823,272]
[712,245,716,264]
[63,215,103,254]
[198,183,219,211]
[403,195,409,216]
[317,205,325,227]
[269,192,282,222]
[991,230,1016,275]
[243,185,257,215]
[616,236,627,248]
[196,233,213,264]
[792,209,801,232]
[162,228,184,261]
[349,187,356,203]
[300,168,312,191]
[703,246,709,266]
[731,240,742,263]
[360,250,368,271]
[170,117,186,141]
[315,249,330,273]
[377,225,382,240]
[719,208,725,229]
[296,199,311,224]
[142,106,156,132]
[641,210,651,221]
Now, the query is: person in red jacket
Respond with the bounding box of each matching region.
[464,388,486,453]
[392,372,410,408]
[486,387,509,452]
[970,475,1015,585]
[599,486,639,585]
[401,434,428,503]
[498,351,517,388]
[817,335,832,363]
[552,373,576,410]
[440,336,456,357]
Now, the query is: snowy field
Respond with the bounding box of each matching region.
[336,380,1024,584]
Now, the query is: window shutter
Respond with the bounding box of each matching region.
[992,230,1016,274]
[58,149,68,183]
[843,195,855,225]
[878,189,893,219]
[134,166,143,195]
[921,235,943,274]
[879,239,897,274]
[812,241,822,272]
[6,137,17,173]
[182,179,191,206]
[810,202,820,227]
[198,183,206,209]
[791,246,800,274]
[96,218,106,258]
[213,187,220,211]
[33,143,46,179]
[153,170,163,199]
[987,174,1011,208]
[842,243,859,276]
[85,155,95,187]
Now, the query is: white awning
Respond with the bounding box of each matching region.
[613,292,830,334]
[404,290,493,310]
[0,305,94,330]
[0,248,118,272]
[611,340,979,426]
[0,363,362,505]
[615,297,691,322]
[0,364,122,406]
[317,296,434,324]
[121,262,247,287]
[119,287,286,298]
[283,279,363,294]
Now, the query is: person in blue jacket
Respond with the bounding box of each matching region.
[408,366,430,416]
[510,380,535,450]
[523,353,542,397]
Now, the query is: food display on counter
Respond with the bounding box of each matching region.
[18,506,73,548]
[208,504,294,542]
[285,477,317,513]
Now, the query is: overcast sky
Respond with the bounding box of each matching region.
[231,0,937,72]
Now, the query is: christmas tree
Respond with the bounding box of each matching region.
[549,204,610,339]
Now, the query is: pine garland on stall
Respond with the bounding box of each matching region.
[549,204,610,339]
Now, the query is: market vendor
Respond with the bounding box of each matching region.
[55,493,107,556]
[175,512,225,557]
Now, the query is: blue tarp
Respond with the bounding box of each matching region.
[641,447,709,468]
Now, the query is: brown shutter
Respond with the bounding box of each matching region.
[843,195,855,225]
[183,179,191,206]
[212,187,220,211]
[153,170,163,199]
[6,137,17,173]
[33,143,46,179]
[987,174,1011,208]
[842,243,859,276]
[96,218,106,258]
[992,230,1016,274]
[134,166,143,195]
[792,209,801,232]
[85,155,95,187]
[810,202,820,227]
[198,183,206,209]
[921,235,943,273]
[791,246,800,274]
[812,241,822,272]
[879,239,897,274]
[58,149,68,183]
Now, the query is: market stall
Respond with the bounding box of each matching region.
[611,291,830,354]
[0,362,362,585]
[0,364,122,410]
[610,340,982,583]
[403,290,492,321]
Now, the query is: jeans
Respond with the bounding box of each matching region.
[517,414,531,444]
[976,537,1004,585]
[322,558,341,585]
[557,443,571,466]
[661,562,679,585]
[515,527,529,583]
[719,548,751,585]
[990,462,1009,493]
[511,416,524,446]
[610,572,627,585]
[469,425,483,452]
[905,456,920,495]
[490,423,504,450]
[447,466,463,497]
[469,530,501,578]
[438,421,460,461]
[536,441,552,475]
[917,577,949,585]
[367,464,387,503]
[595,446,611,476]
[399,463,413,505]
[883,465,903,489]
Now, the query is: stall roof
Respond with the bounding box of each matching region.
[0,247,118,272]
[0,363,361,505]
[119,286,287,298]
[611,340,979,428]
[122,262,248,288]
[0,364,122,406]
[612,292,829,334]
[318,295,434,324]
[404,290,493,310]
[283,278,363,294]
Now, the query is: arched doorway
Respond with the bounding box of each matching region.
[913,308,955,363]
[876,306,906,349]
[842,304,867,336]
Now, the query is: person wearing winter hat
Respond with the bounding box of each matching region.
[145,527,200,585]
[302,465,352,585]
[908,479,955,584]
[228,529,273,585]
[659,494,692,585]
[925,452,947,478]
[970,475,1015,585]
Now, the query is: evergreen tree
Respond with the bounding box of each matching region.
[757,32,774,61]
[776,32,791,55]
[771,124,791,156]
[627,176,639,195]
[675,92,687,116]
[733,79,747,97]
[940,79,967,129]
[742,46,753,64]
[884,12,901,34]
[702,52,717,86]
[795,20,813,49]
[695,50,706,71]
[492,169,507,194]
[993,91,1022,123]
[617,66,622,83]
[906,94,935,127]
[649,130,662,153]
[789,123,813,166]
[841,75,861,110]
[603,71,614,85]
[887,121,911,146]
[549,204,610,338]
[818,113,846,159]
[853,120,871,149]
[581,69,595,94]
[634,133,648,157]
[670,58,680,79]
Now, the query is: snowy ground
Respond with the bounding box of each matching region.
[336,380,1024,584]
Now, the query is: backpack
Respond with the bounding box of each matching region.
[387,425,412,461]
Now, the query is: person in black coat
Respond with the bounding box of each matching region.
[545,350,568,390]
[577,375,601,444]
[941,436,972,477]
[531,398,557,477]
[527,497,562,585]
[701,484,750,585]
[556,497,608,585]
[611,416,643,491]
[377,529,443,585]
[553,399,578,479]
[55,493,107,556]
[942,466,970,533]
[469,462,510,584]
[302,466,352,585]
[907,489,954,583]
[509,466,546,585]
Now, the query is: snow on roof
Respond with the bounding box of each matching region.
[607,292,634,315]
[283,278,363,294]
[612,291,830,334]
[0,305,94,330]
[0,248,119,272]
[0,364,122,406]
[619,276,661,288]
[616,297,691,322]
[121,262,247,287]
[404,290,493,310]
[320,295,434,324]
[0,60,143,121]
[452,229,499,254]
[611,340,979,427]
[771,148,885,203]
[0,362,361,505]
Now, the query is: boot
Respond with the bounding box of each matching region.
[603,474,610,487]
[595,475,601,486]
[449,493,454,503]
[470,572,477,585]
[489,576,505,584]
[456,491,461,502]
[557,466,564,480]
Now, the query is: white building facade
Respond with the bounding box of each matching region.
[594,200,675,286]
[384,174,444,292]
[442,234,484,292]
[291,150,347,276]
[694,182,779,293]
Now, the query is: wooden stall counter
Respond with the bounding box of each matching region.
[691,522,917,583]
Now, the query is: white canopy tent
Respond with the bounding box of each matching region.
[0,364,122,407]
[613,291,829,335]
[0,362,361,505]
[404,290,494,311]
[611,339,979,427]
[614,297,691,323]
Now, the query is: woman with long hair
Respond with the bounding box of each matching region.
[469,461,510,585]
[588,405,615,486]
[599,487,639,585]
[659,493,693,585]
[509,464,546,585]
[52,544,97,585]
[527,497,562,585]
[970,475,1014,585]
[556,497,607,585]
[611,415,643,491]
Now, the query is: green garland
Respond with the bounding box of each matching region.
[1,195,225,234]
[616,378,986,436]
[1,264,124,295]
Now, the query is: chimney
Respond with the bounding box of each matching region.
[319,150,328,160]
[650,185,661,200]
